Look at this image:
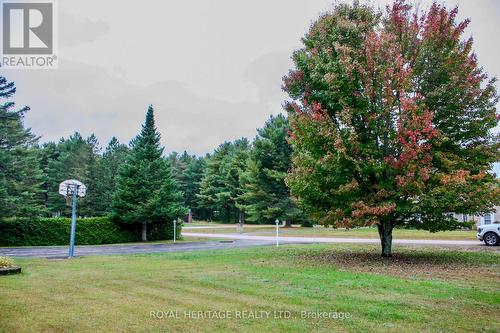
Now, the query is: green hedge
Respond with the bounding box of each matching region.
[0,217,181,246]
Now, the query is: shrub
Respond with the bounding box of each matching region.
[0,217,180,246]
[0,256,15,268]
[300,219,314,227]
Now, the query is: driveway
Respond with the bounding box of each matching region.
[0,240,277,258]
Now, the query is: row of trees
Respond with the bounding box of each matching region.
[0,76,308,231]
[40,134,129,217]
[1,113,130,219]
[196,115,309,225]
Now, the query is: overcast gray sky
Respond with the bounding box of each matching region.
[3,0,500,161]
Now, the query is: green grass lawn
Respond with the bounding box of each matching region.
[184,225,477,240]
[1,244,498,332]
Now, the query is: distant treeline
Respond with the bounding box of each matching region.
[0,75,309,225]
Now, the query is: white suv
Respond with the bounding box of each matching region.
[477,223,500,246]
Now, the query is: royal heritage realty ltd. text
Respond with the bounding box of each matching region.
[150,310,352,320]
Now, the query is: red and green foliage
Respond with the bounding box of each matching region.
[283,1,499,256]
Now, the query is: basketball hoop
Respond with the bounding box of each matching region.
[58,179,87,258]
[59,179,86,198]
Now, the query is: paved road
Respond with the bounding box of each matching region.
[183,232,483,246]
[0,240,278,258]
[0,233,485,258]
[183,225,272,230]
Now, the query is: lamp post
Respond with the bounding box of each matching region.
[275,219,279,247]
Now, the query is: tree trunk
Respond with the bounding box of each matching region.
[141,221,147,241]
[284,220,292,228]
[238,210,245,225]
[377,219,394,257]
[225,206,231,223]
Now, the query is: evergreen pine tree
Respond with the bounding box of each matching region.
[0,76,44,217]
[167,151,207,219]
[181,155,207,219]
[239,115,309,225]
[198,139,249,222]
[78,134,102,216]
[197,146,229,221]
[97,137,129,215]
[39,133,98,216]
[112,105,185,240]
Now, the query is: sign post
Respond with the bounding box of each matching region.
[173,219,176,243]
[58,179,86,258]
[275,219,279,247]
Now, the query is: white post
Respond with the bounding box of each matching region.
[238,213,243,233]
[275,219,279,247]
[173,219,176,243]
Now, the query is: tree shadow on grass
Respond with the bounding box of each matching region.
[294,247,500,282]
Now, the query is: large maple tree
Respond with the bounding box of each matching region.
[283,1,499,256]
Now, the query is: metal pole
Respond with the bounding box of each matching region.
[238,213,243,233]
[275,219,279,247]
[69,184,78,258]
[173,219,176,243]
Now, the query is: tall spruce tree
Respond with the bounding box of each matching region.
[112,105,185,241]
[0,76,44,217]
[239,115,309,225]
